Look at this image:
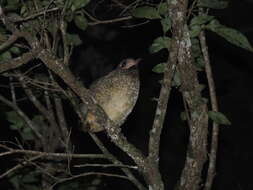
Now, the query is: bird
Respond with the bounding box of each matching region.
[84,58,140,132]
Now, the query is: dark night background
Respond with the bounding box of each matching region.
[1,0,253,189]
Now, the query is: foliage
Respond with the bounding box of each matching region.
[208,111,231,125]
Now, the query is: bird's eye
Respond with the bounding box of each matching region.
[118,60,127,69]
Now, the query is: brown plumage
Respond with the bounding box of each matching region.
[85,58,140,132]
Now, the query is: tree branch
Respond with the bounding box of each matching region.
[0,144,107,160]
[199,24,219,190]
[0,48,41,73]
[168,1,209,190]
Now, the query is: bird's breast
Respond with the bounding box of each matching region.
[102,87,132,124]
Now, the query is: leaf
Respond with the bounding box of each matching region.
[190,15,214,27]
[22,172,38,183]
[197,0,229,9]
[206,20,253,52]
[157,2,169,16]
[20,5,28,17]
[10,46,21,55]
[149,36,171,53]
[66,33,82,46]
[191,38,201,58]
[32,115,45,126]
[6,111,25,131]
[208,111,231,125]
[21,127,34,140]
[74,15,88,31]
[9,174,20,189]
[22,185,38,190]
[152,63,165,73]
[161,16,171,34]
[65,13,74,22]
[58,181,80,190]
[132,6,161,19]
[8,0,19,5]
[195,56,205,69]
[0,51,12,61]
[6,111,23,125]
[71,0,90,11]
[190,25,201,38]
[6,0,20,9]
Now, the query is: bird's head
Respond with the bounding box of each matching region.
[117,58,141,70]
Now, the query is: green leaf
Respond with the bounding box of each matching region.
[6,0,20,9]
[195,56,205,69]
[58,181,80,190]
[190,25,201,38]
[66,33,82,46]
[8,0,20,4]
[65,13,74,22]
[0,51,12,61]
[6,111,24,125]
[152,63,165,73]
[157,2,169,16]
[198,0,229,9]
[21,127,34,140]
[71,0,90,11]
[190,15,214,27]
[161,16,171,34]
[132,6,161,19]
[20,5,28,17]
[9,174,20,189]
[10,124,19,130]
[32,115,45,126]
[191,38,201,58]
[149,36,171,53]
[206,20,253,52]
[22,185,38,190]
[22,172,38,183]
[10,46,21,55]
[208,111,231,125]
[74,15,88,31]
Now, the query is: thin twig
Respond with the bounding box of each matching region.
[0,94,44,140]
[199,13,219,190]
[0,48,41,73]
[0,34,18,52]
[50,172,131,190]
[0,155,43,178]
[74,163,138,169]
[0,144,107,159]
[88,16,132,25]
[17,73,59,139]
[14,7,60,22]
[89,132,146,190]
[9,76,17,104]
